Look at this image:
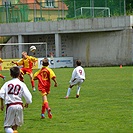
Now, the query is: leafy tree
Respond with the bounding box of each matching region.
[64,0,132,18]
[126,0,133,14]
[64,0,90,18]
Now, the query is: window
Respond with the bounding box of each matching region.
[46,0,54,7]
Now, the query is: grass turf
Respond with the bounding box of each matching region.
[0,66,132,133]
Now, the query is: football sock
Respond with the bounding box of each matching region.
[76,86,80,95]
[66,88,71,97]
[5,127,13,133]
[41,105,45,114]
[44,100,49,110]
[19,74,24,82]
[31,80,35,87]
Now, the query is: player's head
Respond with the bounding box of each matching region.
[10,66,20,78]
[22,51,27,59]
[42,58,49,66]
[76,60,81,66]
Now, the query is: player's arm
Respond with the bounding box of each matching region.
[0,84,6,111]
[70,69,76,82]
[22,84,32,105]
[24,103,29,108]
[33,60,37,67]
[33,70,40,80]
[52,77,57,87]
[12,59,23,66]
[0,98,4,111]
[31,56,38,67]
[12,61,18,65]
[50,69,57,87]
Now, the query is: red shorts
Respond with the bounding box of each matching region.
[39,89,50,96]
[20,68,32,75]
[39,87,50,95]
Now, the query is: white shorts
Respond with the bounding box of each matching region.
[4,104,23,127]
[69,79,84,86]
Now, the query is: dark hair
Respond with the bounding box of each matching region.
[76,60,81,66]
[42,58,49,66]
[10,66,20,78]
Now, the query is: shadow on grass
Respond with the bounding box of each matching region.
[60,97,77,99]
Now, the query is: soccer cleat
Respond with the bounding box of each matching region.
[47,108,52,119]
[41,114,45,119]
[65,96,68,99]
[3,76,6,81]
[76,94,79,98]
[33,88,36,92]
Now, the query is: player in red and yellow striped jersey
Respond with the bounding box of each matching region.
[12,51,38,91]
[33,58,57,119]
[0,58,6,81]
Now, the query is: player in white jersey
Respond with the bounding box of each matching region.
[0,66,32,133]
[65,60,85,99]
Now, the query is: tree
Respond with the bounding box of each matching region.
[64,0,132,18]
[126,0,133,14]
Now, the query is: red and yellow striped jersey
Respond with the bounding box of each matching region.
[17,56,37,69]
[34,66,56,93]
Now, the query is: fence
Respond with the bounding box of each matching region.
[0,0,131,24]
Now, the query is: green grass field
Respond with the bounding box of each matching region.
[0,66,132,133]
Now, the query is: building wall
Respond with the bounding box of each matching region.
[70,30,132,66]
[0,16,133,66]
[29,10,68,21]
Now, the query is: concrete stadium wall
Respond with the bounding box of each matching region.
[0,16,133,66]
[69,30,132,66]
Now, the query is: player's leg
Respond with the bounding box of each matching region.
[19,69,24,82]
[76,79,84,98]
[65,79,78,98]
[76,85,80,98]
[41,93,47,118]
[29,72,36,91]
[4,105,18,133]
[65,84,74,98]
[41,92,52,119]
[12,105,23,133]
[0,74,6,81]
[12,125,18,133]
[19,73,24,82]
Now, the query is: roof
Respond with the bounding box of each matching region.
[19,0,68,11]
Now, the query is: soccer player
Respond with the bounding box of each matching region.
[12,51,38,91]
[0,66,32,133]
[33,58,57,119]
[65,60,85,99]
[0,58,6,80]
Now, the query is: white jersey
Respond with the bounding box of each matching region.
[0,78,32,105]
[71,66,85,81]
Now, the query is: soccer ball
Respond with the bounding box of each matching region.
[30,46,36,52]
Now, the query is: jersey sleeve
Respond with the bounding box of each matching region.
[22,83,32,104]
[0,83,6,99]
[48,68,56,79]
[17,59,24,66]
[33,70,40,79]
[71,68,76,81]
[30,56,38,62]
